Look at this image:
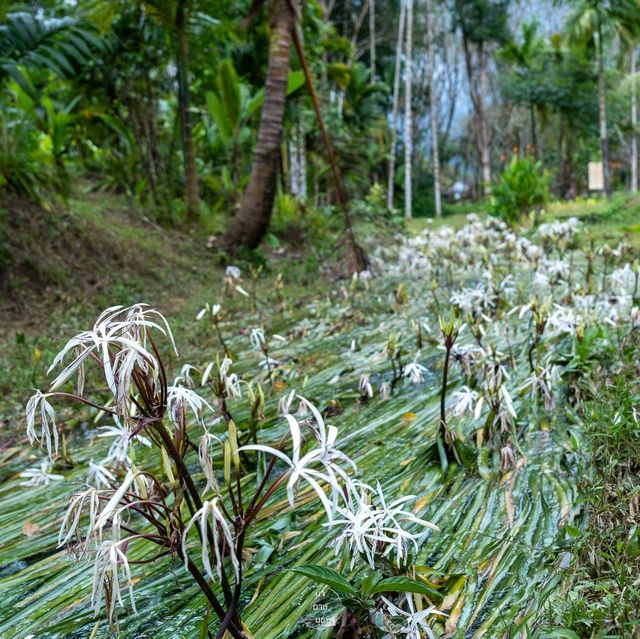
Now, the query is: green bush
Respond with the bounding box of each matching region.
[490,155,550,224]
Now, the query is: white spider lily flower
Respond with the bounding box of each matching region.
[91,539,137,625]
[25,390,58,459]
[404,361,427,385]
[177,364,198,388]
[87,460,116,488]
[359,374,373,398]
[499,385,517,419]
[19,461,63,486]
[609,265,636,296]
[451,344,485,376]
[166,382,214,425]
[218,358,241,398]
[533,271,550,290]
[58,487,101,549]
[181,498,239,582]
[259,356,280,370]
[544,258,570,279]
[235,285,250,297]
[110,345,158,410]
[98,420,152,466]
[46,304,174,400]
[329,482,438,569]
[196,303,221,320]
[93,471,138,539]
[239,397,356,521]
[199,431,221,494]
[381,596,446,639]
[547,305,579,336]
[225,265,241,279]
[451,386,479,417]
[278,389,297,415]
[201,361,215,386]
[219,357,232,377]
[519,366,559,411]
[250,328,266,349]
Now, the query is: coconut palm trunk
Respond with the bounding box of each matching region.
[404,0,414,219]
[426,0,442,217]
[175,0,200,219]
[386,0,406,210]
[220,0,294,250]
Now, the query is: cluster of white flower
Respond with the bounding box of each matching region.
[329,481,438,569]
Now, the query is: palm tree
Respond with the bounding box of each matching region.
[0,11,101,97]
[220,0,295,250]
[566,0,640,198]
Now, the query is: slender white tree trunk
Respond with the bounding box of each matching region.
[289,137,299,195]
[426,0,441,217]
[478,44,491,194]
[404,0,414,219]
[387,0,406,210]
[632,47,637,193]
[369,0,376,78]
[298,120,307,199]
[289,121,307,199]
[596,29,611,197]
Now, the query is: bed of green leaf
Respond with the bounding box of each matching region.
[0,235,583,639]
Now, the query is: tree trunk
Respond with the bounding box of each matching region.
[461,33,491,197]
[297,119,307,199]
[632,47,637,193]
[369,0,376,78]
[529,102,537,160]
[426,0,441,218]
[175,0,200,219]
[291,25,367,273]
[289,119,307,199]
[597,28,612,198]
[477,43,491,195]
[220,0,294,250]
[404,0,413,219]
[386,0,406,210]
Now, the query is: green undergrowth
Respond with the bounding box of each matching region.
[541,336,640,638]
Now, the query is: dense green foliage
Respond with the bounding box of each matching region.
[491,155,550,223]
[2,0,640,231]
